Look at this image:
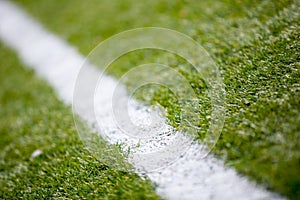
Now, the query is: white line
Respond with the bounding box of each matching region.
[0,1,282,199]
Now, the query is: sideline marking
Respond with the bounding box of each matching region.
[0,1,281,199]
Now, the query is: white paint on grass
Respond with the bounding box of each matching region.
[30,149,43,159]
[0,1,282,199]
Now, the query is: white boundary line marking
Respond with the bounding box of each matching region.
[0,1,282,199]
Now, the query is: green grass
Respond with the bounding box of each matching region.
[0,43,160,199]
[4,0,300,199]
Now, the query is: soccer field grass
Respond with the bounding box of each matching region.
[0,42,160,199]
[1,0,300,199]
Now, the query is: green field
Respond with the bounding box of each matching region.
[0,42,160,199]
[1,0,300,199]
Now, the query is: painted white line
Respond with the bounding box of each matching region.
[0,1,282,199]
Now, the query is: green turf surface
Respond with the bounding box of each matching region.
[0,43,160,199]
[6,0,300,199]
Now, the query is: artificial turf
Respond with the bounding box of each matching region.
[0,42,160,199]
[3,0,300,199]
